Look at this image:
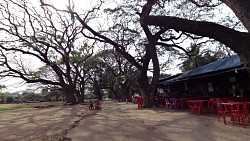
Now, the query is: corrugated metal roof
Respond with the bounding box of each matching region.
[158,55,243,85]
[184,55,241,78]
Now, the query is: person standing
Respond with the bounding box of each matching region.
[137,96,144,109]
[89,100,94,110]
[95,100,100,110]
[141,96,144,109]
[137,96,141,109]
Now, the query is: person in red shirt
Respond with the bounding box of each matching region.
[137,96,141,109]
[137,96,144,109]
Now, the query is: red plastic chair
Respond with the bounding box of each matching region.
[217,100,236,125]
[192,100,205,115]
[165,99,172,109]
[181,98,189,109]
[226,99,234,103]
[224,103,235,114]
[187,101,194,113]
[197,100,205,115]
[172,99,181,110]
[214,99,223,113]
[206,100,214,114]
[217,104,227,124]
[231,102,249,128]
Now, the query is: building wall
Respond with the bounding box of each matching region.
[163,69,250,100]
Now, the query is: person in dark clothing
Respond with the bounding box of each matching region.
[89,100,94,110]
[95,100,100,110]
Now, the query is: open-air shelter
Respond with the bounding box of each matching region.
[158,55,250,100]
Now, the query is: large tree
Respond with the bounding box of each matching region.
[95,49,140,100]
[143,0,250,68]
[70,43,94,102]
[23,0,250,107]
[0,0,92,104]
[39,0,222,107]
[104,0,250,106]
[40,0,180,107]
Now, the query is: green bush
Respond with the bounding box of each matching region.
[106,92,112,99]
[0,93,7,102]
[85,94,96,99]
[21,93,43,102]
[6,96,14,103]
[43,90,62,101]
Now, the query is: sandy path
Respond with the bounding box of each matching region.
[67,100,250,141]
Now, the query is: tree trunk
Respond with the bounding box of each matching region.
[113,90,119,100]
[80,81,86,102]
[139,69,153,108]
[138,44,153,108]
[62,84,77,104]
[74,81,85,103]
[75,90,83,103]
[223,0,250,32]
[222,0,250,71]
[148,41,160,106]
[121,80,132,100]
[93,80,102,100]
[136,0,161,108]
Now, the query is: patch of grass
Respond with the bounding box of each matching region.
[0,105,32,111]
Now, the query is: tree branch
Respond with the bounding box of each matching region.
[40,0,142,70]
[189,0,221,7]
[156,42,190,56]
[143,16,250,53]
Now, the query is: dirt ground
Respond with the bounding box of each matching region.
[1,101,250,141]
[0,102,97,141]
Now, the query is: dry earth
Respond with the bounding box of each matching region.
[1,101,250,141]
[66,101,250,141]
[0,102,97,141]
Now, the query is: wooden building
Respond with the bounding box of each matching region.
[158,55,250,100]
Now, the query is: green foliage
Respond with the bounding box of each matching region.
[69,43,93,64]
[6,96,14,103]
[21,93,43,102]
[69,53,82,64]
[0,85,6,91]
[4,92,21,101]
[85,94,96,99]
[43,90,62,101]
[107,92,112,99]
[179,43,226,72]
[28,71,40,80]
[91,49,140,100]
[0,93,7,102]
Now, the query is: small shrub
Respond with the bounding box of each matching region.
[6,96,14,103]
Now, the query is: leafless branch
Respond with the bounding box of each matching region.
[189,0,221,7]
[156,42,191,56]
